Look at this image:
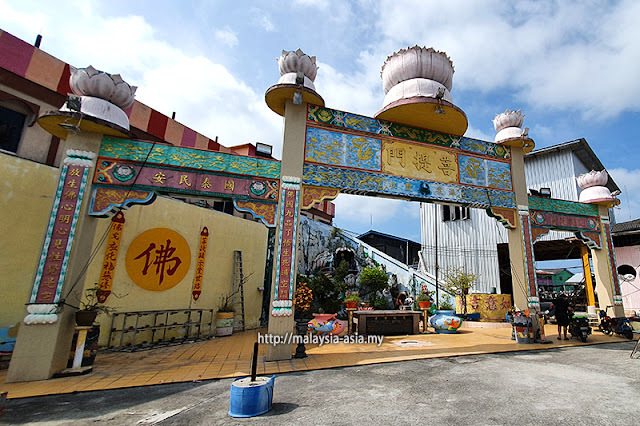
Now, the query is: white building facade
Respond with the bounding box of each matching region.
[419,138,619,294]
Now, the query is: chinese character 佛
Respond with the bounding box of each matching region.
[134,239,182,285]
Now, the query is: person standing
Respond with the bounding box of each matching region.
[550,294,572,340]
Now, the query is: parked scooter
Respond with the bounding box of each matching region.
[598,306,634,340]
[568,314,591,342]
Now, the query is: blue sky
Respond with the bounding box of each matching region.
[2,0,640,246]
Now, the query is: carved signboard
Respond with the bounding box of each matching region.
[304,105,515,208]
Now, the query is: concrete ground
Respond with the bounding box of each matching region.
[1,323,625,399]
[3,340,640,425]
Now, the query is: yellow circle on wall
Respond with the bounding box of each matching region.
[125,228,191,291]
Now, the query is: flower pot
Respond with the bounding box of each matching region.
[216,311,234,337]
[308,313,346,336]
[345,301,357,309]
[418,301,432,309]
[428,310,463,334]
[75,310,98,326]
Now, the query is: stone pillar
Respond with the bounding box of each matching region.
[576,170,623,317]
[7,134,101,382]
[493,110,538,311]
[505,148,538,311]
[264,49,323,361]
[7,66,135,382]
[591,206,624,317]
[266,99,307,361]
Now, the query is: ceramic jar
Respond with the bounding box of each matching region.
[428,309,463,333]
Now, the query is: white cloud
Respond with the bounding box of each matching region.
[0,2,284,154]
[375,0,640,119]
[333,194,403,225]
[258,15,274,32]
[464,125,493,142]
[314,60,382,116]
[0,0,47,37]
[292,0,329,10]
[214,26,239,48]
[608,168,640,223]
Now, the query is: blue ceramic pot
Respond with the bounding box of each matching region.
[428,309,463,333]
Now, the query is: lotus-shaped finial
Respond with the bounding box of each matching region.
[577,170,609,189]
[380,46,454,94]
[277,49,318,82]
[69,66,137,110]
[493,109,525,132]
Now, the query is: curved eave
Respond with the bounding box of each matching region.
[38,111,132,140]
[265,84,324,116]
[374,97,468,136]
[496,136,535,154]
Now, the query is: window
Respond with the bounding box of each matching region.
[617,264,637,282]
[442,205,469,222]
[0,104,26,153]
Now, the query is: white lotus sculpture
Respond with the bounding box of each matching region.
[577,170,616,204]
[379,46,455,108]
[493,109,527,143]
[61,66,136,130]
[70,66,137,110]
[276,49,319,91]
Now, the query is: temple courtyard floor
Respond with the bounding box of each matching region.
[0,323,636,400]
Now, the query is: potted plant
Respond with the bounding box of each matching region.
[294,282,314,320]
[437,294,455,311]
[344,293,360,309]
[76,285,117,326]
[216,294,235,337]
[442,267,477,317]
[358,266,390,310]
[417,291,434,309]
[293,282,313,358]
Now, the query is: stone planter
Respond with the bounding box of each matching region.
[294,319,309,359]
[216,311,234,337]
[428,309,463,334]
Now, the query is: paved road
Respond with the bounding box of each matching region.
[3,341,640,425]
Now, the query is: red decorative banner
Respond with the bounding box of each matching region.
[192,227,209,301]
[31,163,89,304]
[97,211,125,303]
[520,213,538,299]
[277,189,298,301]
[603,222,621,297]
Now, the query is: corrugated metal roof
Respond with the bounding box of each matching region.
[611,218,640,234]
[526,138,620,192]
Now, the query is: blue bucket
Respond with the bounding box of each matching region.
[229,375,275,418]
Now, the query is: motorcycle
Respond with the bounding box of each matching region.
[598,306,634,340]
[568,314,591,342]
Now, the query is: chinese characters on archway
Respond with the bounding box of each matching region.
[32,165,88,304]
[383,141,458,183]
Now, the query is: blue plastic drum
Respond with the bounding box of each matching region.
[229,375,275,418]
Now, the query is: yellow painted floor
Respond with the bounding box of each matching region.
[0,324,632,399]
